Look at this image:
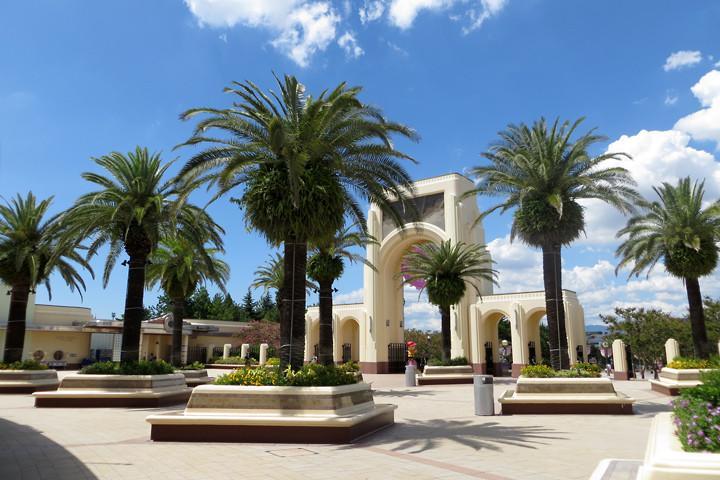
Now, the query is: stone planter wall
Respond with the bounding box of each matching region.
[178,369,212,387]
[418,365,474,385]
[0,369,59,393]
[649,368,714,396]
[146,382,396,443]
[33,373,191,407]
[637,412,720,480]
[499,376,634,414]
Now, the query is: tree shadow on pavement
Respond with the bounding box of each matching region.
[353,418,566,454]
[0,417,98,479]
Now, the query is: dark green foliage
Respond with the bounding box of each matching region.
[513,196,585,247]
[237,163,345,246]
[0,360,48,370]
[241,289,257,320]
[665,239,718,279]
[521,362,601,378]
[178,361,206,370]
[80,360,175,375]
[307,252,344,284]
[427,357,469,366]
[404,329,443,363]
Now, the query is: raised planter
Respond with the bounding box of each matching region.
[649,368,713,396]
[33,373,192,407]
[146,382,396,443]
[178,369,212,387]
[637,412,720,479]
[499,376,634,414]
[417,365,474,385]
[0,369,60,393]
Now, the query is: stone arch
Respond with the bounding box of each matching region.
[338,316,360,362]
[523,307,547,366]
[477,309,512,374]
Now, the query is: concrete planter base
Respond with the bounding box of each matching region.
[499,376,634,415]
[178,369,212,387]
[637,412,720,480]
[649,368,713,396]
[33,373,191,408]
[0,370,60,393]
[146,382,396,443]
[417,365,474,385]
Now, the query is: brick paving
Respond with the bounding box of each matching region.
[0,371,670,480]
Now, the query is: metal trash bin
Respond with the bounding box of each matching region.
[405,364,417,387]
[473,375,494,416]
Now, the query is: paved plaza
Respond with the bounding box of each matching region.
[0,371,670,480]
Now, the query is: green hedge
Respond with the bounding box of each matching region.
[210,356,258,365]
[214,363,359,387]
[673,370,720,452]
[80,360,175,375]
[521,362,602,378]
[0,360,48,370]
[427,357,469,367]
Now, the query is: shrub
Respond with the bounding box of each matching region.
[427,356,469,367]
[673,370,720,452]
[521,363,601,378]
[210,356,258,365]
[80,360,175,375]
[0,360,48,370]
[213,363,359,387]
[521,365,556,378]
[668,356,720,370]
[178,361,206,371]
[265,357,280,366]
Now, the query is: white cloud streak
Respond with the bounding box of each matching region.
[663,50,702,71]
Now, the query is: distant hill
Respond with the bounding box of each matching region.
[585,324,608,334]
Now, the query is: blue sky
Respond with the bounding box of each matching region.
[1,1,720,329]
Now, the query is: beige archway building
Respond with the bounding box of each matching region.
[305,173,586,375]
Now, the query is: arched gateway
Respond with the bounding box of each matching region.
[305,174,586,375]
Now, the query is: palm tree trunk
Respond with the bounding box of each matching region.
[318,279,334,366]
[685,277,710,359]
[440,305,451,362]
[541,242,569,370]
[171,297,185,367]
[120,253,148,362]
[280,236,308,371]
[3,283,31,363]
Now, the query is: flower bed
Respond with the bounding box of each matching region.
[668,356,720,370]
[521,363,602,378]
[672,370,720,453]
[214,362,359,387]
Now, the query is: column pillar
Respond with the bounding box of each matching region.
[612,339,629,380]
[665,338,680,365]
[510,302,527,377]
[259,343,269,365]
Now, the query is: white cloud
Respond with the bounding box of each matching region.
[663,50,702,71]
[579,129,720,245]
[359,0,385,23]
[715,60,720,68]
[184,0,340,67]
[334,288,363,304]
[664,92,678,105]
[380,0,507,32]
[386,41,409,56]
[218,33,227,43]
[337,31,364,59]
[463,0,508,34]
[674,69,720,146]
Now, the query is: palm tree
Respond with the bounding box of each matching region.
[177,74,418,370]
[401,240,498,362]
[66,147,207,362]
[252,252,316,306]
[464,117,638,369]
[307,223,377,365]
[146,230,229,367]
[0,193,91,362]
[616,178,720,358]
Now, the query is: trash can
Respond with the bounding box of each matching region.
[473,375,494,416]
[404,364,417,387]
